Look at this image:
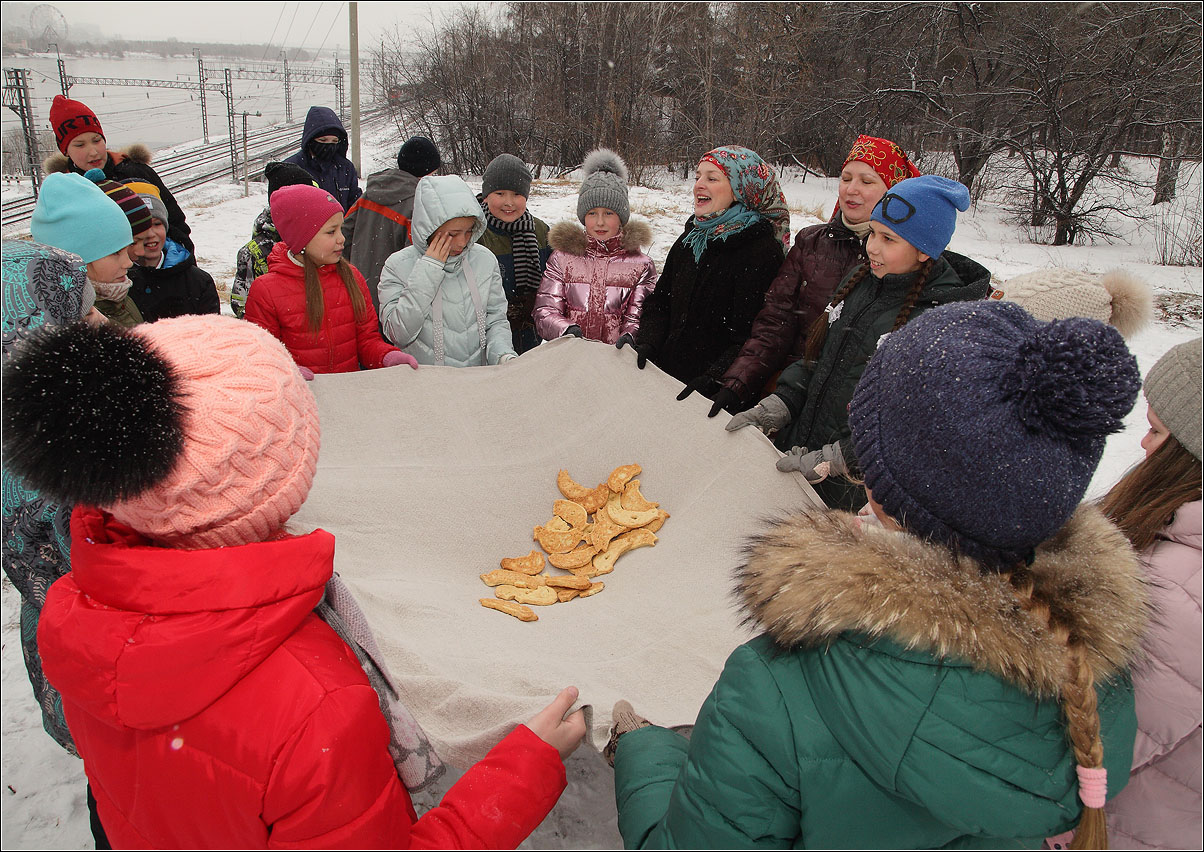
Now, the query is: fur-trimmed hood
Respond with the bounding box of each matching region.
[737,504,1148,697]
[43,143,153,176]
[548,218,652,256]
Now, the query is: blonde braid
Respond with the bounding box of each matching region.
[1005,570,1109,849]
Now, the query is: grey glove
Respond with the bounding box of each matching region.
[725,394,791,436]
[776,441,849,483]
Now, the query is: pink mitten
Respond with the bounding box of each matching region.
[298,365,315,381]
[382,350,419,370]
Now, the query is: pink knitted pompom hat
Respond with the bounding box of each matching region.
[101,315,320,548]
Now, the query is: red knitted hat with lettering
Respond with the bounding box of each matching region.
[269,183,344,252]
[50,95,105,153]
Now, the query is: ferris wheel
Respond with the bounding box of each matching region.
[29,5,68,50]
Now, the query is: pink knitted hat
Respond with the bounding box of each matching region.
[269,183,344,252]
[103,315,321,548]
[2,314,321,549]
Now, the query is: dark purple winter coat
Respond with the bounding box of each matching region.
[721,215,864,404]
[283,106,362,212]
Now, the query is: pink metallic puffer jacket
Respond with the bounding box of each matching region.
[1107,499,1202,850]
[533,219,656,345]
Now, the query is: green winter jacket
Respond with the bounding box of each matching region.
[771,252,990,509]
[613,505,1147,849]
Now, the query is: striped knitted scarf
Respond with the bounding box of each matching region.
[479,196,542,298]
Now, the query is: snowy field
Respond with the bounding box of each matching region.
[2,119,1201,848]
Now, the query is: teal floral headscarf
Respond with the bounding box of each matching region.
[682,146,790,264]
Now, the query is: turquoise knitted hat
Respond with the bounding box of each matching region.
[31,172,133,264]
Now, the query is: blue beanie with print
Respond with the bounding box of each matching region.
[31,172,133,264]
[870,174,970,260]
[849,300,1140,569]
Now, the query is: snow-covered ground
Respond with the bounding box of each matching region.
[2,123,1201,847]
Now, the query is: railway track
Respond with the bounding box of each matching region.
[2,108,392,230]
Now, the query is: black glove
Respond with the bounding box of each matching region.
[707,387,742,418]
[676,375,719,402]
[616,334,650,369]
[563,325,583,338]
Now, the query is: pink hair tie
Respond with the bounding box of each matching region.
[1076,765,1107,809]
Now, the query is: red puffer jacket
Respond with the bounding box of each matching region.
[39,507,567,849]
[244,242,399,373]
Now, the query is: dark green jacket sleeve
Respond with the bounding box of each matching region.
[614,643,801,849]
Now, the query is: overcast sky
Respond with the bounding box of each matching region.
[30,2,473,52]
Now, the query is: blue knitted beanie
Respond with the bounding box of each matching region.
[849,300,1140,569]
[31,172,133,264]
[870,174,970,259]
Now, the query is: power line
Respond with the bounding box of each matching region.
[260,3,288,63]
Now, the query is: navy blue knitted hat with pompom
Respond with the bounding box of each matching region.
[848,300,1140,569]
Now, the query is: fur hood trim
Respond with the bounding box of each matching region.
[548,217,652,256]
[737,504,1148,696]
[42,144,153,175]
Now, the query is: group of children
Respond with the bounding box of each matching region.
[3,107,1200,848]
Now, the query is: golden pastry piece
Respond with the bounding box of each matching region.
[607,463,642,493]
[500,549,545,575]
[605,491,659,529]
[557,469,594,501]
[553,499,588,529]
[480,598,538,622]
[579,582,605,597]
[548,544,598,570]
[495,584,559,606]
[642,509,671,534]
[534,524,587,554]
[556,588,581,603]
[589,503,626,552]
[545,516,571,532]
[591,528,657,575]
[544,574,592,590]
[620,479,659,512]
[579,482,610,514]
[480,569,546,589]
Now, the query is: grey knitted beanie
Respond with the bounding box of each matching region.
[482,153,532,198]
[577,148,631,225]
[1143,337,1203,461]
[849,300,1140,569]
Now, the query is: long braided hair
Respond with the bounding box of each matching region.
[803,257,936,363]
[1005,568,1110,849]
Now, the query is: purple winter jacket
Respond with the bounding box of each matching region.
[533,219,657,345]
[1107,499,1202,849]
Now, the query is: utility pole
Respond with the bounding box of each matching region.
[50,44,69,96]
[281,51,292,123]
[195,49,209,143]
[2,68,42,195]
[242,111,261,197]
[225,69,237,181]
[349,1,361,176]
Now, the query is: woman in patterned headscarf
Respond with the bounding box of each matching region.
[1,239,102,755]
[623,146,788,401]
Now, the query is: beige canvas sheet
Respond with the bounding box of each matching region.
[292,336,821,768]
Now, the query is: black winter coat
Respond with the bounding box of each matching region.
[127,239,221,323]
[721,215,863,404]
[283,106,362,212]
[637,217,784,388]
[772,251,991,510]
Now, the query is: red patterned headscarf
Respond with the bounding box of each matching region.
[833,135,922,217]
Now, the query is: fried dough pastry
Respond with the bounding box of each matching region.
[607,463,642,493]
[495,584,559,606]
[605,491,659,529]
[480,598,538,622]
[500,550,546,575]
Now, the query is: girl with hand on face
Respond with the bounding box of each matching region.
[42,95,193,253]
[626,146,788,402]
[706,135,921,418]
[727,175,990,511]
[476,154,553,354]
[244,185,415,375]
[378,175,518,367]
[1098,338,1202,851]
[533,149,657,344]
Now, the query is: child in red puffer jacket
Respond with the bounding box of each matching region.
[245,183,418,375]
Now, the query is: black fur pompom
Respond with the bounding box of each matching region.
[2,323,185,506]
